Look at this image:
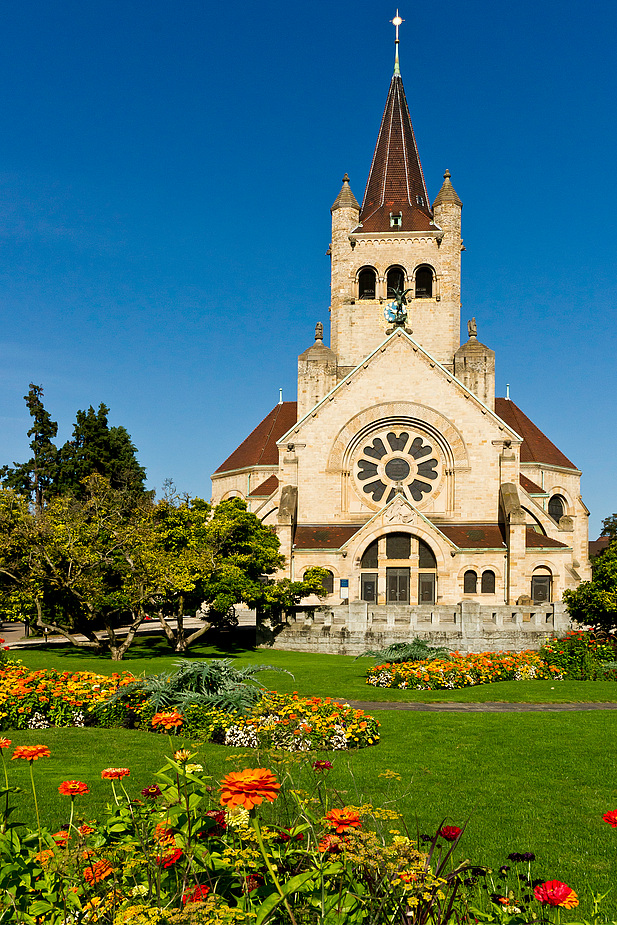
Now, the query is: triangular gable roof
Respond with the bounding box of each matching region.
[338,492,457,552]
[215,402,297,474]
[278,328,523,447]
[495,398,577,471]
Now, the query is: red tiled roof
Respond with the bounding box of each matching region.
[495,399,577,470]
[589,537,611,557]
[294,524,364,549]
[214,402,297,474]
[248,475,279,497]
[519,473,545,494]
[525,528,569,549]
[439,524,506,548]
[358,75,434,234]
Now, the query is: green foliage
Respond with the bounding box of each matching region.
[564,541,617,631]
[599,513,617,543]
[0,384,59,510]
[355,638,451,663]
[540,630,617,680]
[107,658,293,716]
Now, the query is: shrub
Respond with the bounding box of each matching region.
[540,630,617,680]
[356,638,451,663]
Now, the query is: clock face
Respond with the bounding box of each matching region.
[353,428,442,509]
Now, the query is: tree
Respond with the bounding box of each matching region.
[599,513,617,543]
[0,384,58,510]
[563,540,617,632]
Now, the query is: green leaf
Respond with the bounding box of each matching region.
[255,872,315,925]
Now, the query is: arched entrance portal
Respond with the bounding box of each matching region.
[359,533,437,604]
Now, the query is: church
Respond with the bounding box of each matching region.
[211,22,590,653]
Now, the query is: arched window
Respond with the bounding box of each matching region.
[531,567,552,603]
[548,495,566,524]
[386,266,406,297]
[481,570,496,594]
[319,569,334,595]
[463,570,477,594]
[361,540,378,569]
[386,532,410,559]
[358,267,377,299]
[415,265,433,298]
[418,539,437,568]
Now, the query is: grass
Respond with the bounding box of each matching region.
[14,634,617,703]
[5,632,617,918]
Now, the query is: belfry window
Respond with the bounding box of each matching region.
[463,570,477,594]
[548,495,566,524]
[358,268,377,299]
[386,266,406,297]
[415,265,433,298]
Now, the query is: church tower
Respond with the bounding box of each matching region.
[329,32,463,375]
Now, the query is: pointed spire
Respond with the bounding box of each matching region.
[391,10,404,76]
[358,68,433,233]
[331,173,360,212]
[433,169,462,208]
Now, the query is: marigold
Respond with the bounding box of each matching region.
[219,768,281,811]
[602,810,617,828]
[101,767,130,780]
[11,745,50,762]
[58,780,89,796]
[83,859,114,883]
[324,807,362,833]
[152,711,183,730]
[534,881,579,908]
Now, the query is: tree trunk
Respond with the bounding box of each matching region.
[35,601,103,651]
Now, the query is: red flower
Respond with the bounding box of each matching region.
[244,874,264,893]
[318,834,344,853]
[58,780,89,796]
[219,768,280,811]
[141,784,162,799]
[158,848,183,868]
[324,808,362,833]
[183,884,210,905]
[312,760,333,771]
[0,738,11,749]
[534,881,579,908]
[83,859,114,883]
[602,810,617,828]
[101,767,130,780]
[11,745,50,762]
[438,825,462,842]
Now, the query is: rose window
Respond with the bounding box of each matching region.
[355,430,441,506]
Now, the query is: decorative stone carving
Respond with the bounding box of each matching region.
[385,496,416,524]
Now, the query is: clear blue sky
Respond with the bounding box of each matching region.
[1,0,615,538]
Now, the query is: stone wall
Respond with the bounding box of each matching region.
[257,601,569,655]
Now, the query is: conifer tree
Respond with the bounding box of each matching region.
[0,384,58,510]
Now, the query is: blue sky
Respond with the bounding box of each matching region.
[0,0,615,537]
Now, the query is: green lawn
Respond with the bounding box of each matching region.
[14,636,617,703]
[6,636,617,918]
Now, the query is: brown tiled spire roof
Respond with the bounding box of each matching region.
[358,74,433,233]
[495,398,577,470]
[331,174,360,212]
[214,402,297,474]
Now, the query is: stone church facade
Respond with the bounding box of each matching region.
[211,43,589,653]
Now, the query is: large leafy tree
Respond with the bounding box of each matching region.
[563,534,617,631]
[0,484,325,658]
[1,387,146,504]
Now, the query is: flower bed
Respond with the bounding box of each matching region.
[365,649,564,689]
[0,743,603,924]
[0,666,379,750]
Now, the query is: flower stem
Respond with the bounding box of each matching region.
[29,761,42,848]
[251,817,298,925]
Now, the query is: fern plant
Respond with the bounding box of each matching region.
[355,638,451,664]
[101,659,293,716]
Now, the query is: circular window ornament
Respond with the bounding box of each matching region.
[353,429,442,508]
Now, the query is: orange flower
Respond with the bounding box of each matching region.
[78,823,95,837]
[0,738,11,749]
[11,745,50,762]
[318,833,344,853]
[83,859,114,884]
[53,830,70,847]
[58,780,89,796]
[219,768,281,811]
[101,768,130,780]
[153,822,176,846]
[324,807,362,833]
[34,849,54,866]
[151,711,183,730]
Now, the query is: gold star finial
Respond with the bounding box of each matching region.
[391,10,404,75]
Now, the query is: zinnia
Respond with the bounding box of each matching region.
[158,848,183,868]
[11,745,50,762]
[312,760,333,771]
[141,784,162,799]
[101,768,130,780]
[324,807,362,833]
[602,810,617,828]
[438,825,462,842]
[0,738,11,749]
[183,884,210,905]
[220,768,280,811]
[152,711,183,730]
[534,881,579,908]
[58,780,89,796]
[83,859,114,884]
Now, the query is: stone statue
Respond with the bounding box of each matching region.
[467,317,477,338]
[384,286,414,327]
[315,321,323,341]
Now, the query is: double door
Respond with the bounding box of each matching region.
[362,568,436,604]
